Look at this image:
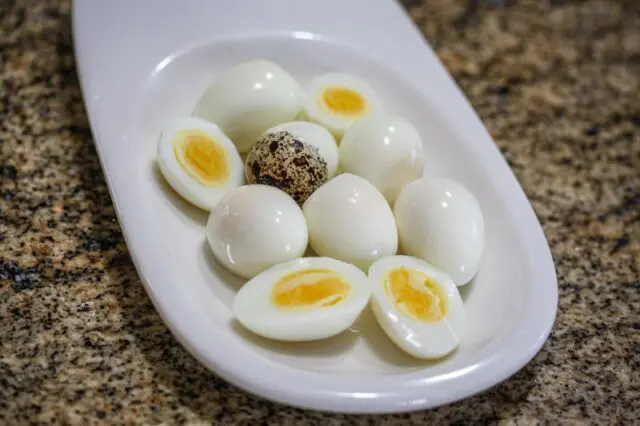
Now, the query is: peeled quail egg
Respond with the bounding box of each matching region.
[245,130,328,205]
[302,73,383,139]
[266,121,339,178]
[193,59,303,153]
[207,185,308,279]
[302,173,398,271]
[369,255,466,359]
[393,178,484,286]
[340,114,423,204]
[156,117,244,210]
[233,257,371,341]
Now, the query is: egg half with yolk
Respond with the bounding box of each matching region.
[368,255,466,359]
[233,257,371,342]
[156,117,244,211]
[302,73,383,139]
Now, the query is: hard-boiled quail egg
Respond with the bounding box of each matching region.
[234,257,371,341]
[393,178,484,286]
[156,117,244,210]
[340,114,423,204]
[266,121,339,178]
[193,59,303,153]
[302,173,398,271]
[207,185,308,279]
[369,255,466,359]
[302,73,383,139]
[245,131,328,205]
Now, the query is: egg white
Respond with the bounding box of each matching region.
[368,255,466,359]
[207,185,308,279]
[233,257,371,342]
[339,114,424,204]
[156,117,244,211]
[302,174,398,271]
[193,59,304,153]
[393,178,484,286]
[302,73,383,139]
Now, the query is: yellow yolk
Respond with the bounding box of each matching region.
[174,130,229,186]
[384,267,447,322]
[272,268,351,309]
[321,87,366,116]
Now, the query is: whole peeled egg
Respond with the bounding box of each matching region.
[233,257,371,341]
[206,185,308,279]
[245,130,329,205]
[339,114,423,204]
[193,59,303,153]
[303,173,398,271]
[393,178,484,286]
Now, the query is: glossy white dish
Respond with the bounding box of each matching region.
[72,0,557,413]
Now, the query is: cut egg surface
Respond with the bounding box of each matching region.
[193,59,304,153]
[368,256,466,359]
[233,257,371,342]
[156,117,244,210]
[303,73,383,139]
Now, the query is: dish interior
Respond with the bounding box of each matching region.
[137,35,528,375]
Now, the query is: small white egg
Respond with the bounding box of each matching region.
[302,173,398,271]
[234,257,370,341]
[207,185,308,279]
[393,178,484,286]
[193,59,303,153]
[302,73,383,139]
[266,121,339,178]
[339,114,423,204]
[369,255,466,359]
[156,117,244,211]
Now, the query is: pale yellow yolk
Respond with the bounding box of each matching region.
[385,267,447,322]
[321,87,366,116]
[174,130,229,187]
[272,268,351,309]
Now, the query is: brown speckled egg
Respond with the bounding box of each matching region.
[245,131,328,205]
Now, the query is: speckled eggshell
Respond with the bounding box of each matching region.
[245,131,329,205]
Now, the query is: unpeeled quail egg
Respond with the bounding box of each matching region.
[245,130,328,205]
[266,121,339,178]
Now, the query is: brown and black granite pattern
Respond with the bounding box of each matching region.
[1,0,638,424]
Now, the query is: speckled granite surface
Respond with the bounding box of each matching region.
[1,0,639,424]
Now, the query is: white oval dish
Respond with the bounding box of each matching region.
[73,0,557,414]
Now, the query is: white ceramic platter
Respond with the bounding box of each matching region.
[72,0,557,413]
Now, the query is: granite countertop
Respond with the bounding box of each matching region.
[1,0,639,424]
